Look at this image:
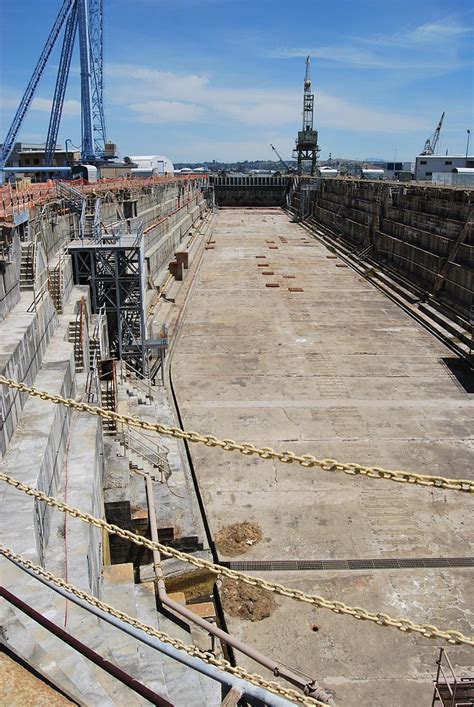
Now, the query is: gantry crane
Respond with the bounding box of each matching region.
[421,112,445,155]
[294,55,320,175]
[0,0,110,171]
[270,144,296,173]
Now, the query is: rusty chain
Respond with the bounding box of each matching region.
[0,544,325,706]
[0,375,472,493]
[1,472,472,648]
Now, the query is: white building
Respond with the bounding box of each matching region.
[415,155,474,180]
[318,166,338,178]
[432,168,474,187]
[384,161,413,179]
[128,155,174,177]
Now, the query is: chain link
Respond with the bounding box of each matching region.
[0,544,324,706]
[1,471,472,648]
[0,375,472,493]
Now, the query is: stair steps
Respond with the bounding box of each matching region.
[67,321,84,372]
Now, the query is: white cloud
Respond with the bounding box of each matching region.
[129,100,204,123]
[1,94,81,116]
[407,20,471,42]
[105,62,426,133]
[271,18,473,70]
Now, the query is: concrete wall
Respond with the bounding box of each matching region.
[0,294,58,456]
[0,230,21,321]
[293,178,473,319]
[211,176,289,207]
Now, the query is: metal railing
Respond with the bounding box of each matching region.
[120,426,171,483]
[121,359,152,399]
[1,549,294,707]
[432,647,474,707]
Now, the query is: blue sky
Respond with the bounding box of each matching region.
[1,0,473,163]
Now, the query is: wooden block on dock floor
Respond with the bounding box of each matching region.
[168,591,187,605]
[189,601,215,619]
[265,283,280,288]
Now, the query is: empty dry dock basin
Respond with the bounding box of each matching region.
[172,207,474,707]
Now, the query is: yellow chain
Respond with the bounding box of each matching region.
[1,472,472,648]
[0,375,472,493]
[0,544,324,706]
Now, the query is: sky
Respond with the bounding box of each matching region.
[0,0,473,163]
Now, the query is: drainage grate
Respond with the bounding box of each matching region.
[220,557,474,572]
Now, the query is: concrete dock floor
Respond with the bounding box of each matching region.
[172,208,474,706]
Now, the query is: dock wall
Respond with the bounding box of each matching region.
[292,179,473,320]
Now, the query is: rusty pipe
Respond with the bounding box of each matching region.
[144,475,335,705]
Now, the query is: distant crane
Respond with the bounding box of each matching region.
[293,55,320,175]
[421,112,445,155]
[270,144,295,173]
[0,0,111,172]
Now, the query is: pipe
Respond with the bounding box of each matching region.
[1,586,172,707]
[1,550,294,707]
[0,167,72,173]
[144,476,335,705]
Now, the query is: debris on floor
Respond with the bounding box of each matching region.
[220,579,276,621]
[215,521,263,556]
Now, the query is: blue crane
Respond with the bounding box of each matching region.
[0,0,108,170]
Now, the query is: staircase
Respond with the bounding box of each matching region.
[120,426,171,484]
[68,320,84,372]
[56,181,86,215]
[100,384,117,434]
[48,266,63,313]
[19,242,35,291]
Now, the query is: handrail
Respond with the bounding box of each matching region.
[120,426,170,482]
[122,360,152,400]
[1,586,172,707]
[143,474,335,705]
[1,548,294,707]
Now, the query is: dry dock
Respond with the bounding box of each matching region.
[173,207,474,706]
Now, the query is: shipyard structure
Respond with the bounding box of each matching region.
[0,171,473,707]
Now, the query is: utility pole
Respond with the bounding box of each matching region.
[466,129,471,164]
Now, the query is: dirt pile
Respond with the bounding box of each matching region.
[215,521,263,556]
[220,579,276,621]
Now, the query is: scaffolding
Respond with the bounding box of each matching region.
[432,648,474,707]
[69,229,147,374]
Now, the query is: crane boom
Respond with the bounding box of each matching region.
[44,2,78,166]
[0,0,75,168]
[421,111,445,155]
[270,143,291,172]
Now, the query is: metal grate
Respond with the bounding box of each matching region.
[221,557,474,572]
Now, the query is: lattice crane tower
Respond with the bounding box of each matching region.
[0,0,113,170]
[294,55,320,176]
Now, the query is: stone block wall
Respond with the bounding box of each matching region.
[296,179,473,319]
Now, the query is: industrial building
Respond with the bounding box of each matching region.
[129,155,175,177]
[415,154,474,180]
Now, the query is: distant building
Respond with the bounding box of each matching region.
[360,167,385,179]
[432,168,474,187]
[2,142,81,168]
[384,161,413,179]
[415,155,474,180]
[317,166,338,178]
[128,155,174,177]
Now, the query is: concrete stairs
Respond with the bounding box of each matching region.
[67,320,84,372]
[121,386,204,552]
[0,571,127,706]
[19,242,34,290]
[100,564,221,705]
[49,268,63,313]
[305,219,473,359]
